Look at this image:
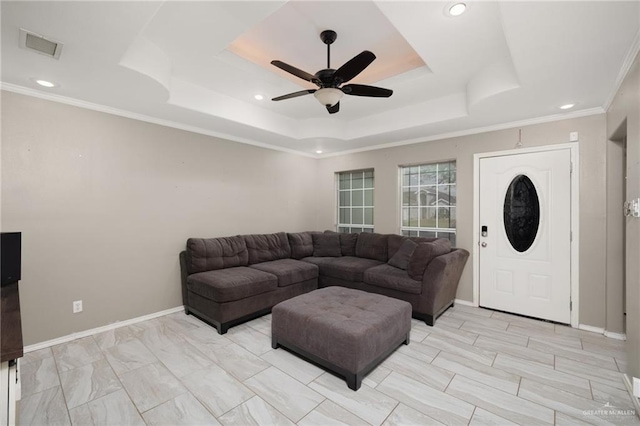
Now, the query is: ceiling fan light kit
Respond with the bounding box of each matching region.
[270,29,393,114]
[314,88,343,107]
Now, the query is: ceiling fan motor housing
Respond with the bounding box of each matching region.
[315,68,338,87]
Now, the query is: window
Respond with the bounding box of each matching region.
[400,161,456,245]
[337,169,374,233]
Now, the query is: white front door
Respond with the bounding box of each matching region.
[479,149,572,323]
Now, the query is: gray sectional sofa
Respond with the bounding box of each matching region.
[179,231,469,334]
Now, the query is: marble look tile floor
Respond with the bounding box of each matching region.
[19,307,640,425]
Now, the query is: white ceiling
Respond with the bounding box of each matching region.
[2,1,638,157]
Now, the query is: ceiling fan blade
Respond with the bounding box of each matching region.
[326,102,340,114]
[272,89,316,101]
[342,84,392,98]
[271,60,319,84]
[333,51,376,84]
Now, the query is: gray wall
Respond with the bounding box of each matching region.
[607,51,640,380]
[316,114,608,328]
[2,85,629,350]
[1,91,319,345]
[606,137,625,335]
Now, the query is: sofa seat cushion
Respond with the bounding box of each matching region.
[364,264,423,294]
[249,259,319,287]
[302,256,383,282]
[187,267,277,303]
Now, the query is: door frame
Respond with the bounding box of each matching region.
[473,143,580,327]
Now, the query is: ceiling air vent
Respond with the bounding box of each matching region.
[19,29,63,59]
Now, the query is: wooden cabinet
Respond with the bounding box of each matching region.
[1,283,23,426]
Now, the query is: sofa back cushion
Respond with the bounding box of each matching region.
[355,232,389,262]
[407,239,452,280]
[244,232,291,265]
[186,236,248,274]
[313,233,342,257]
[339,233,359,256]
[387,239,418,270]
[387,234,437,259]
[322,230,359,256]
[288,232,318,259]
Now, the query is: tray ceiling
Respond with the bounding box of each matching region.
[1,1,638,156]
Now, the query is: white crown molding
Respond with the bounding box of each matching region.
[603,29,640,112]
[3,82,604,160]
[23,306,183,352]
[0,83,316,159]
[319,107,605,158]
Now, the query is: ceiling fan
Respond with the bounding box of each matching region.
[270,30,393,114]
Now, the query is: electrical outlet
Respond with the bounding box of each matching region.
[73,300,83,314]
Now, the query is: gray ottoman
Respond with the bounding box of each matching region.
[271,286,412,390]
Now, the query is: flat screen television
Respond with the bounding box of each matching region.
[1,232,21,286]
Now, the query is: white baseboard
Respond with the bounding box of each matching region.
[447,305,626,340]
[577,324,627,340]
[24,306,184,353]
[454,299,478,307]
[578,324,605,334]
[604,330,627,341]
[623,374,640,418]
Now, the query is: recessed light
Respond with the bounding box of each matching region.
[34,79,57,88]
[449,3,467,16]
[559,103,575,110]
[254,94,264,100]
[315,150,323,154]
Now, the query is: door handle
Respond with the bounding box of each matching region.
[481,242,487,247]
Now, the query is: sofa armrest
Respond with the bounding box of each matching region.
[179,251,190,308]
[419,248,470,316]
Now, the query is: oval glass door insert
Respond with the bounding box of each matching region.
[503,174,540,252]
